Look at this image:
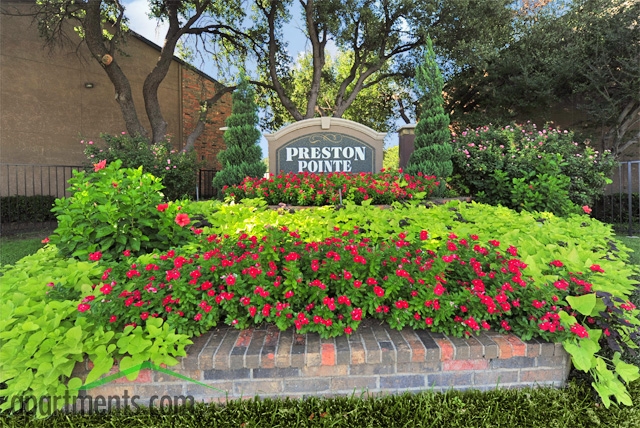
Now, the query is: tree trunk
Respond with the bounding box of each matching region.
[84,0,147,138]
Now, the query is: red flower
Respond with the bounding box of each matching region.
[109,315,117,323]
[157,203,169,212]
[433,283,446,296]
[93,159,107,172]
[419,230,429,240]
[99,284,113,294]
[344,326,353,334]
[77,303,91,312]
[140,312,149,320]
[194,313,202,321]
[590,264,604,273]
[175,213,190,227]
[582,205,592,214]
[570,323,589,338]
[122,249,131,257]
[373,286,385,297]
[41,237,50,244]
[89,251,102,261]
[225,275,236,286]
[549,260,564,268]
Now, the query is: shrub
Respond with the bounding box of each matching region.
[76,219,640,406]
[405,37,453,196]
[212,75,266,193]
[0,195,56,223]
[222,170,438,205]
[83,133,201,201]
[49,160,195,261]
[450,122,617,214]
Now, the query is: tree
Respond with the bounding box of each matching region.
[10,0,246,147]
[236,0,514,130]
[256,50,409,132]
[446,0,639,156]
[212,76,266,192]
[405,37,453,196]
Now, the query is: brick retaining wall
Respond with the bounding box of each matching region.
[72,320,571,409]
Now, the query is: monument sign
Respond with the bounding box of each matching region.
[265,117,386,174]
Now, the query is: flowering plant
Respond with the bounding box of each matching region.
[222,170,438,206]
[82,133,202,200]
[75,222,639,406]
[450,122,617,211]
[50,160,195,260]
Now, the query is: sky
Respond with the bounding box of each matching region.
[122,1,397,158]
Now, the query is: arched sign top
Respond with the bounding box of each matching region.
[265,118,386,174]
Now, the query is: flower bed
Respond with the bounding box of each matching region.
[1,161,639,417]
[222,170,438,206]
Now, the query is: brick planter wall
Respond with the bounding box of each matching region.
[72,320,571,409]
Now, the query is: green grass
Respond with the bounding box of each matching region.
[2,381,639,427]
[0,230,51,269]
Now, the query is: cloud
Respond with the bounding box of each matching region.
[123,0,168,45]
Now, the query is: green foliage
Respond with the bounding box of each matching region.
[3,381,640,427]
[83,133,201,201]
[450,123,617,213]
[383,145,400,171]
[405,37,453,196]
[212,76,266,193]
[0,196,57,224]
[49,160,195,261]
[222,171,437,206]
[0,232,48,269]
[256,50,404,133]
[447,0,639,155]
[0,247,192,417]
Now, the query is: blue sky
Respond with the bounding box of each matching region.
[122,1,398,157]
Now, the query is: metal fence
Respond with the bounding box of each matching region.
[197,169,218,200]
[1,164,84,198]
[592,160,640,236]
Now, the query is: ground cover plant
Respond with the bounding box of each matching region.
[222,170,438,205]
[1,161,639,417]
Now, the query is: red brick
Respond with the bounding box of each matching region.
[321,343,336,366]
[435,338,454,361]
[442,359,489,371]
[492,336,513,359]
[506,335,526,357]
[235,329,253,347]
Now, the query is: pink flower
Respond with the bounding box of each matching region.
[93,159,107,172]
[175,213,190,227]
[122,250,131,257]
[89,251,102,261]
[582,205,592,214]
[590,264,604,273]
[78,303,91,312]
[157,203,169,212]
[41,237,50,244]
[109,315,117,323]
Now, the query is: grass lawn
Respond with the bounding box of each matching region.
[1,381,639,427]
[0,230,52,269]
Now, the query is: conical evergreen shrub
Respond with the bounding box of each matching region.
[212,75,266,193]
[405,36,453,196]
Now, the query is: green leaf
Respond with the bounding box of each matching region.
[563,341,593,372]
[566,294,596,316]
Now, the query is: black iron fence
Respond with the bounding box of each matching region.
[1,162,637,234]
[197,169,218,200]
[592,160,640,236]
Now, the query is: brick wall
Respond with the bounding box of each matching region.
[181,68,232,170]
[71,321,571,410]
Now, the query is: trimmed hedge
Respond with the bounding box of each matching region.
[0,195,56,223]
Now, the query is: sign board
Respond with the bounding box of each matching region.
[266,117,386,174]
